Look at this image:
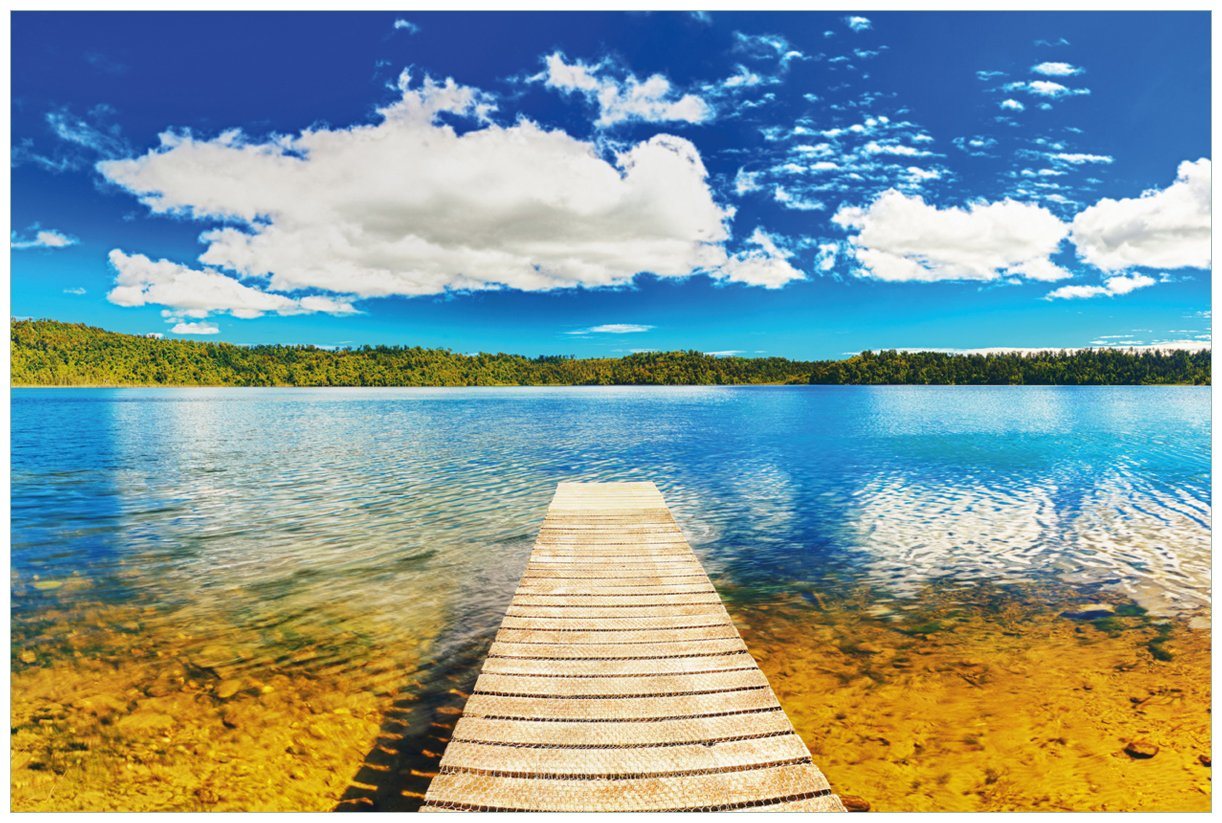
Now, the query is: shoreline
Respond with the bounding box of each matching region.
[11,382,1212,389]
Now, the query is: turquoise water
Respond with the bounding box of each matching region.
[10,386,1212,808]
[13,386,1211,626]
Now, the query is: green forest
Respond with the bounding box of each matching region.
[11,319,1211,387]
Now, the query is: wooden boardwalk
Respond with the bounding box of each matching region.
[421,482,843,812]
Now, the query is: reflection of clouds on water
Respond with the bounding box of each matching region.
[13,385,1212,668]
[1063,469,1210,624]
[847,475,1059,595]
[847,468,1210,624]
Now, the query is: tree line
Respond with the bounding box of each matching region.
[10,319,1210,387]
[807,347,1210,386]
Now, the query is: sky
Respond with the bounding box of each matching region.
[10,11,1212,359]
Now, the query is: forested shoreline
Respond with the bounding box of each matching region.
[11,319,1211,386]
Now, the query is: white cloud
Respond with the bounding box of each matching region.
[1000,98,1025,112]
[1045,273,1157,300]
[392,19,419,34]
[171,321,220,335]
[953,135,998,157]
[814,242,841,272]
[1005,80,1089,98]
[12,227,78,250]
[773,185,825,211]
[567,324,654,335]
[731,32,806,67]
[1032,61,1082,76]
[46,109,128,156]
[719,65,765,89]
[833,190,1071,283]
[537,52,710,127]
[863,141,932,157]
[106,249,358,320]
[906,166,941,182]
[1070,158,1211,271]
[733,167,762,195]
[705,350,744,357]
[1051,152,1113,165]
[716,228,805,288]
[100,72,746,307]
[63,287,86,295]
[844,16,872,32]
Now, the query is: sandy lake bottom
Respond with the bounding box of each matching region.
[11,577,1210,812]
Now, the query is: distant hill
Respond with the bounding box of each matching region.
[10,319,1211,387]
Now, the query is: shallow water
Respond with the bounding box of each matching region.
[10,386,1212,810]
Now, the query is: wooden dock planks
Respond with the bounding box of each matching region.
[421,481,843,813]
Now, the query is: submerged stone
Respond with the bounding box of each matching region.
[215,679,244,700]
[1061,604,1116,620]
[1123,740,1159,759]
[116,710,175,732]
[841,795,871,812]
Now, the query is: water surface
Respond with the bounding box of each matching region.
[10,386,1211,810]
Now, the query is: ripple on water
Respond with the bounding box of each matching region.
[9,385,1211,810]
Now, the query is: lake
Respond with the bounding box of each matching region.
[10,386,1212,811]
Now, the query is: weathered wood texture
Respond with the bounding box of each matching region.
[421,481,843,812]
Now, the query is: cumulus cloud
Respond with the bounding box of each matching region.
[844,16,872,32]
[1070,159,1211,271]
[716,228,805,288]
[833,190,1071,283]
[106,250,358,320]
[567,323,654,335]
[12,227,78,250]
[392,19,419,34]
[99,71,751,311]
[171,321,221,335]
[536,52,710,127]
[1045,273,1157,300]
[1032,61,1083,76]
[1000,98,1025,112]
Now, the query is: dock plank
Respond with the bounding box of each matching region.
[420,481,842,812]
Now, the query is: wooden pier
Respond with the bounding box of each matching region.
[421,481,843,812]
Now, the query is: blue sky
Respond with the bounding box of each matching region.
[11,11,1212,358]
